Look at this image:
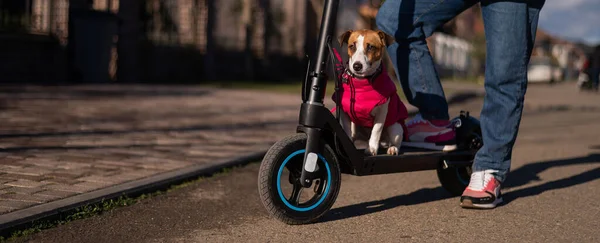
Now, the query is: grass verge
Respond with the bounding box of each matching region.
[201,80,337,97]
[201,80,411,101]
[0,163,252,242]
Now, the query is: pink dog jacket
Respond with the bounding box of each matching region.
[331,65,408,130]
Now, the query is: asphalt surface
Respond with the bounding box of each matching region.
[9,84,600,243]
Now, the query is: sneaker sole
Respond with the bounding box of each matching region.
[460,197,503,209]
[402,142,457,151]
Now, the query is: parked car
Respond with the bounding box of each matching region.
[527,56,562,84]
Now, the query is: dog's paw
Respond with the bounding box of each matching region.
[369,147,378,156]
[387,146,399,155]
[368,141,379,156]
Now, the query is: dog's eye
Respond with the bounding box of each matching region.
[349,44,355,50]
[366,44,374,51]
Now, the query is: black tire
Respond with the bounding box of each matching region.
[258,133,341,225]
[437,119,483,196]
[436,164,472,196]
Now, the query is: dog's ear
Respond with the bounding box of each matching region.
[377,30,395,47]
[339,30,352,46]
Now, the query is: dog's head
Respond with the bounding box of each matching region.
[339,29,395,78]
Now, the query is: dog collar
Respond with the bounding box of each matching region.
[342,62,384,84]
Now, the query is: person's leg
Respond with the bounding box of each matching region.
[592,68,600,90]
[460,0,546,209]
[376,0,478,120]
[376,0,478,150]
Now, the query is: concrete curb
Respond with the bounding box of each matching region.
[0,150,268,236]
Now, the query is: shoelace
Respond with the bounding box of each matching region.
[406,114,426,126]
[468,170,499,191]
[406,119,427,126]
[467,171,488,191]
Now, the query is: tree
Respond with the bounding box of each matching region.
[117,0,142,82]
[201,0,216,80]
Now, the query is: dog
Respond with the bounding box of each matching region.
[332,29,409,156]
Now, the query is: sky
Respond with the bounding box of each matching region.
[337,0,600,46]
[530,0,599,46]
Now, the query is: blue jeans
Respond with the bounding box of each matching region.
[376,0,545,182]
[591,68,600,89]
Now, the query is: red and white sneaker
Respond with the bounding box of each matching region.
[460,170,503,209]
[403,114,457,151]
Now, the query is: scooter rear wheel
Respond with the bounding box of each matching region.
[258,133,341,225]
[437,129,483,196]
[436,164,472,196]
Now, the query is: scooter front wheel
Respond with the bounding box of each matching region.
[258,133,341,225]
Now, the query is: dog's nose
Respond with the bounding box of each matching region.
[353,62,363,72]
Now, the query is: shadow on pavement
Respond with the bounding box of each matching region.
[503,167,600,204]
[502,153,600,204]
[588,145,600,150]
[504,153,600,189]
[319,152,600,223]
[319,187,453,223]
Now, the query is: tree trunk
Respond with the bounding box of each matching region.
[241,0,254,79]
[117,0,141,82]
[304,0,320,64]
[66,0,90,82]
[261,0,271,62]
[203,0,216,80]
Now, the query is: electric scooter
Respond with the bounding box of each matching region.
[257,0,483,225]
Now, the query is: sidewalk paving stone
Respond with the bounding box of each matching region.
[0,207,14,214]
[0,200,38,211]
[2,186,46,195]
[4,179,53,188]
[0,85,303,217]
[34,189,78,199]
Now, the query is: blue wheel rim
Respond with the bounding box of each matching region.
[276,149,331,212]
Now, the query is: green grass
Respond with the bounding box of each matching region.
[201,80,410,102]
[202,80,337,97]
[0,163,253,242]
[201,75,487,103]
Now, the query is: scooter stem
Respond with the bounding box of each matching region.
[299,0,341,188]
[307,0,340,105]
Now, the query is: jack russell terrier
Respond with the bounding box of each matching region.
[331,29,408,156]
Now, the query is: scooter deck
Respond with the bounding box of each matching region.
[353,146,475,176]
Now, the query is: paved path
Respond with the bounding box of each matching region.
[10,81,600,243]
[0,85,302,215]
